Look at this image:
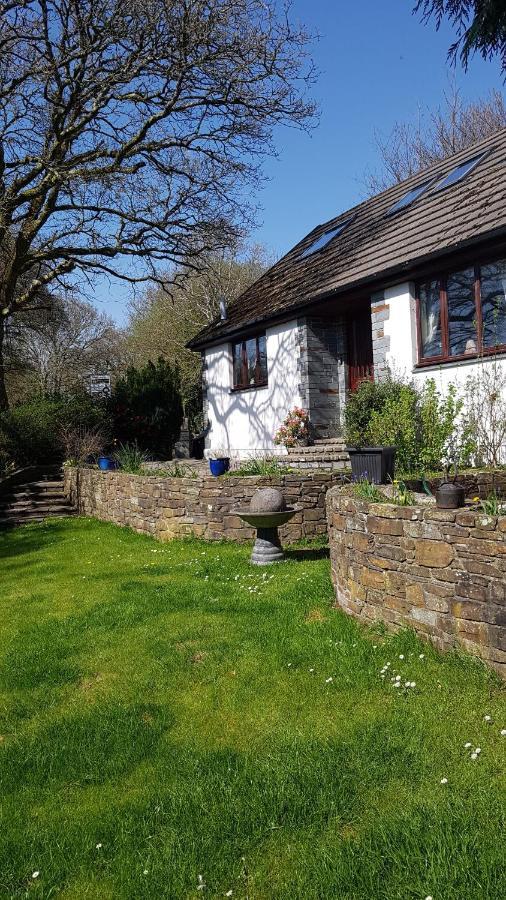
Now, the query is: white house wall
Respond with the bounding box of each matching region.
[203,319,301,457]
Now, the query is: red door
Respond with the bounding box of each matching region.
[347,309,374,392]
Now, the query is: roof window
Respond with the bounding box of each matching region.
[432,152,488,193]
[299,217,353,259]
[386,179,433,215]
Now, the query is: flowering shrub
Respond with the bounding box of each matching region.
[274,407,310,448]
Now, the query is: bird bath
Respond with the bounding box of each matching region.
[234,488,298,564]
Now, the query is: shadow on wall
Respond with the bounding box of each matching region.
[205,324,300,453]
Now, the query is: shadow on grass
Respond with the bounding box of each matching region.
[284,546,330,562]
[0,518,68,563]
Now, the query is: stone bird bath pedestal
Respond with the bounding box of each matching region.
[235,487,298,565]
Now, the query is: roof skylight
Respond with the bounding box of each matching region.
[432,151,488,193]
[299,217,353,259]
[386,179,433,215]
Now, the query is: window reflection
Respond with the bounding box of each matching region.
[419,280,442,358]
[481,260,506,349]
[447,268,477,356]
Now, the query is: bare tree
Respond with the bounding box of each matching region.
[414,1,506,74]
[126,245,273,420]
[5,294,121,400]
[363,86,506,194]
[0,0,317,407]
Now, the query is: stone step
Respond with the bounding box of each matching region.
[0,503,75,517]
[287,451,349,462]
[287,444,347,457]
[0,474,75,527]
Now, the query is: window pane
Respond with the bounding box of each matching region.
[432,153,486,192]
[481,259,506,349]
[447,268,477,356]
[233,342,244,387]
[246,338,257,385]
[257,334,267,382]
[387,180,432,215]
[419,280,442,358]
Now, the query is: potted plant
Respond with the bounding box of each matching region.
[207,449,230,477]
[97,455,117,471]
[274,407,310,449]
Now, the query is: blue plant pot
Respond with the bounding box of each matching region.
[209,458,230,477]
[98,456,116,471]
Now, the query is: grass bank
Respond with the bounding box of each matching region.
[0,518,504,899]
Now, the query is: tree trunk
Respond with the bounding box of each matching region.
[0,317,9,410]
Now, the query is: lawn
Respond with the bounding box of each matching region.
[0,518,505,900]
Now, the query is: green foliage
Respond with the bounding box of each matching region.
[227,457,291,476]
[151,462,198,478]
[367,383,419,473]
[0,394,108,466]
[345,377,467,475]
[352,478,385,502]
[418,380,472,471]
[114,442,149,474]
[344,379,406,447]
[390,479,415,506]
[1,518,504,899]
[111,357,183,458]
[478,490,506,516]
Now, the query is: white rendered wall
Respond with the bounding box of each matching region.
[383,281,506,394]
[204,319,302,457]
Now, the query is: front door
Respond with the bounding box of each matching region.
[347,308,374,392]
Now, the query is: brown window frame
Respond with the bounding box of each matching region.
[415,257,506,367]
[231,332,268,391]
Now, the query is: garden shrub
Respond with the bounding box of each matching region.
[367,383,419,473]
[344,376,467,475]
[110,357,183,458]
[344,379,408,447]
[0,394,108,467]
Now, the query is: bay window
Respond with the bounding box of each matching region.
[232,333,268,390]
[416,258,506,364]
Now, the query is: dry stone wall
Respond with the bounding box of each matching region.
[64,468,342,544]
[326,486,506,677]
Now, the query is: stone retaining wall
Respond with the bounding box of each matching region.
[65,468,343,544]
[326,486,506,677]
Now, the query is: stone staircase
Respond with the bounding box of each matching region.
[286,438,350,471]
[0,470,76,528]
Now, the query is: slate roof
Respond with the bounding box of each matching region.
[189,128,506,349]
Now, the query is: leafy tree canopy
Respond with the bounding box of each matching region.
[415,1,506,73]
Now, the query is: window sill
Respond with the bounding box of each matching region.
[415,347,506,372]
[229,382,268,394]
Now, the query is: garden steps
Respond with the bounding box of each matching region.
[0,472,76,528]
[286,440,350,471]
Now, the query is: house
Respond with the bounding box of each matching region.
[188,129,506,458]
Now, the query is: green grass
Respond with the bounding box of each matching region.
[0,518,505,900]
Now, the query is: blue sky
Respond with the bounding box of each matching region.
[97,0,504,324]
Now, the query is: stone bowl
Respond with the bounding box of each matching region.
[234,507,298,529]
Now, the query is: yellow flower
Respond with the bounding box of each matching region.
[472,496,480,503]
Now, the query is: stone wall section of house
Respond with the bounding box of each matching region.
[326,486,506,677]
[297,315,347,437]
[65,468,343,544]
[370,290,390,381]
